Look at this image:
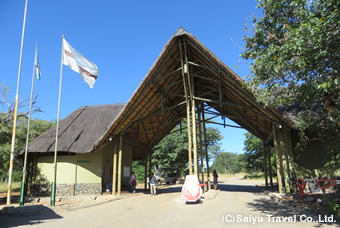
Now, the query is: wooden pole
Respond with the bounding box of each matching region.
[179,39,192,175]
[268,147,274,190]
[184,39,198,176]
[112,143,118,196]
[198,103,205,192]
[148,152,152,190]
[202,103,211,190]
[144,153,148,190]
[273,124,284,193]
[263,142,268,188]
[117,136,123,196]
[281,127,291,193]
[7,0,28,205]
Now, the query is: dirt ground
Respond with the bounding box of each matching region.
[1,177,339,228]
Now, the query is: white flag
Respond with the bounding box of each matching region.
[62,38,99,88]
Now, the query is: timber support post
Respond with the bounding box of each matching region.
[198,102,205,192]
[144,153,148,190]
[184,38,198,176]
[263,141,268,188]
[179,38,192,175]
[117,135,123,196]
[273,124,284,193]
[202,103,211,191]
[112,143,118,196]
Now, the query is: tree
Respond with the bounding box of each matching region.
[241,133,264,174]
[211,152,242,174]
[152,120,223,175]
[0,84,54,181]
[241,0,340,151]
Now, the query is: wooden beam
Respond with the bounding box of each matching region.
[268,147,274,189]
[112,143,118,196]
[144,153,147,190]
[179,38,192,175]
[263,141,268,188]
[198,102,205,193]
[117,136,123,196]
[185,39,198,176]
[202,103,211,191]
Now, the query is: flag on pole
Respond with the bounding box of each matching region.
[34,43,41,80]
[62,38,99,88]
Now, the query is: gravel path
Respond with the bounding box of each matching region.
[1,177,338,228]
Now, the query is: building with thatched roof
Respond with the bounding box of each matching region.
[23,27,335,197]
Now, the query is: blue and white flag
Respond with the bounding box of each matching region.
[34,43,41,80]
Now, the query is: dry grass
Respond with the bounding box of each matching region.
[0,182,21,193]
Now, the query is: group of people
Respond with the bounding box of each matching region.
[129,170,219,195]
[129,172,157,195]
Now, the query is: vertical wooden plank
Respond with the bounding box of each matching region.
[263,141,268,188]
[112,143,117,196]
[273,124,284,193]
[280,127,291,193]
[179,39,192,175]
[202,104,211,191]
[268,147,274,189]
[148,152,152,190]
[117,136,123,196]
[144,153,148,190]
[197,102,205,192]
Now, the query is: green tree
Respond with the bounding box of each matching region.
[241,133,264,174]
[152,120,223,176]
[212,152,242,174]
[0,84,54,181]
[241,0,340,152]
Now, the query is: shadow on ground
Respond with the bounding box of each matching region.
[218,183,264,193]
[0,205,63,228]
[247,197,340,227]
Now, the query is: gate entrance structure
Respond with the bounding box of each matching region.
[95,28,295,194]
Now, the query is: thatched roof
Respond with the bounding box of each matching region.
[24,27,293,159]
[94,27,292,155]
[22,104,125,154]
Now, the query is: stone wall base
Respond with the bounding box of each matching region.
[30,183,102,196]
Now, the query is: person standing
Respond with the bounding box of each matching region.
[213,170,218,191]
[130,172,137,193]
[149,173,157,195]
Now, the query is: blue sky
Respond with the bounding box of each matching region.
[0,0,262,154]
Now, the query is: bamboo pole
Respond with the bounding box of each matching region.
[268,147,274,190]
[179,39,192,175]
[112,143,118,196]
[184,39,198,176]
[7,0,28,205]
[117,136,123,196]
[148,152,152,190]
[198,103,205,192]
[263,141,268,188]
[273,124,284,193]
[202,103,211,190]
[144,153,148,190]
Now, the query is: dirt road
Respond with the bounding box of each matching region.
[1,177,338,228]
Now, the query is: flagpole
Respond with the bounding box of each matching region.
[7,0,28,205]
[51,35,64,206]
[19,43,37,206]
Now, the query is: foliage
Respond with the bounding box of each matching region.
[132,160,146,183]
[211,152,243,174]
[241,0,340,152]
[0,84,54,181]
[152,120,223,176]
[241,132,264,174]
